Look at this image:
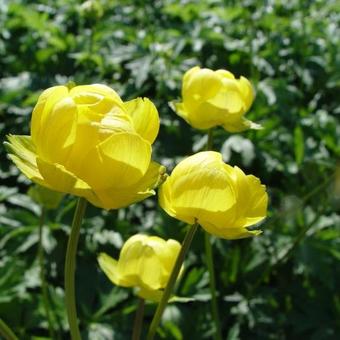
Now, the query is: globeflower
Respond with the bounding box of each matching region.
[6,84,164,209]
[98,234,181,301]
[171,66,260,132]
[159,151,268,239]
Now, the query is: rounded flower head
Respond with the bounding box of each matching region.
[6,84,164,209]
[98,234,181,301]
[172,66,260,132]
[159,151,268,240]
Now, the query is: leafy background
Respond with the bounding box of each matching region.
[0,0,339,339]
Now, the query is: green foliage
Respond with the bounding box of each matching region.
[0,0,339,339]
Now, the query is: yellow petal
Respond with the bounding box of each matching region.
[78,132,151,190]
[37,97,77,164]
[169,101,189,121]
[158,177,178,219]
[237,76,255,111]
[215,69,235,79]
[5,135,45,184]
[70,84,123,104]
[169,152,236,219]
[124,98,160,144]
[36,157,101,206]
[118,235,164,290]
[31,86,69,145]
[184,101,228,130]
[207,87,245,113]
[222,117,261,133]
[70,84,124,113]
[182,67,223,106]
[93,161,165,209]
[97,253,132,287]
[232,166,268,226]
[137,286,163,302]
[200,219,262,240]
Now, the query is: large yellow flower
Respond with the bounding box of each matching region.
[6,84,164,209]
[172,66,260,132]
[159,151,268,239]
[98,234,181,301]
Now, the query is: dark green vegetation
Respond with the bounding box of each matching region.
[0,0,339,339]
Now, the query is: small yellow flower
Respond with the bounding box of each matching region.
[172,66,260,132]
[6,84,164,209]
[159,151,268,239]
[98,234,181,301]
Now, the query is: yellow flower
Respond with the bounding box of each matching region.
[159,151,268,239]
[172,66,260,132]
[98,234,181,301]
[5,84,164,209]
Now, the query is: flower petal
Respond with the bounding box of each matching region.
[70,84,124,113]
[31,86,69,145]
[118,235,164,290]
[37,97,78,164]
[124,98,160,144]
[222,117,262,133]
[77,132,151,190]
[5,135,44,184]
[36,157,101,206]
[97,253,131,286]
[169,152,236,216]
[200,219,262,240]
[183,67,222,105]
[93,161,165,209]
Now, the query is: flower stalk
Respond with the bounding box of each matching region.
[0,318,18,340]
[132,298,145,340]
[205,128,223,340]
[64,197,87,340]
[146,222,199,340]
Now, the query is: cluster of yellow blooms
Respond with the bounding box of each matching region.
[6,66,268,301]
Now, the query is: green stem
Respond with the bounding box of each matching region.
[132,298,145,340]
[204,233,223,340]
[0,318,18,340]
[147,223,199,340]
[206,128,214,150]
[205,128,222,340]
[38,208,56,340]
[65,197,87,340]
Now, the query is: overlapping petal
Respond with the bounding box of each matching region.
[124,97,160,144]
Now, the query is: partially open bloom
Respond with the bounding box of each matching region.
[159,151,268,239]
[98,234,181,301]
[171,66,260,132]
[6,84,164,209]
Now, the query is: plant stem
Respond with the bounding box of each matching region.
[132,298,145,340]
[146,223,199,340]
[0,318,18,340]
[205,128,222,340]
[204,233,223,340]
[206,128,214,150]
[38,208,56,340]
[65,197,87,340]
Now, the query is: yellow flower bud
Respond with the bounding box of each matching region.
[98,234,181,301]
[159,151,268,239]
[172,66,261,132]
[6,84,164,209]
